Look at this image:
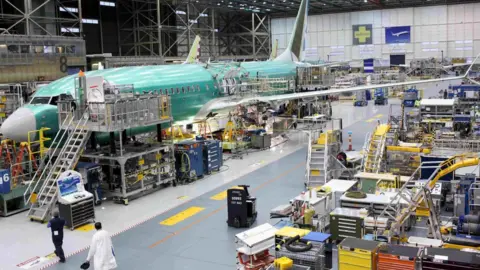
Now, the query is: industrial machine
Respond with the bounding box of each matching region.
[174,141,204,184]
[374,88,388,105]
[76,162,103,205]
[227,185,257,228]
[403,88,419,107]
[56,170,95,230]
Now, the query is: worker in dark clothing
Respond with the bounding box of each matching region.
[48,211,66,263]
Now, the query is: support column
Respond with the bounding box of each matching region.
[157,124,162,142]
[109,132,116,154]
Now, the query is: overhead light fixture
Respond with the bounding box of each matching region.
[266,8,270,11]
[364,0,367,2]
[175,10,186,15]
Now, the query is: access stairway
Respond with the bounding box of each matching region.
[307,142,328,187]
[305,129,342,187]
[363,124,390,173]
[378,154,480,239]
[25,111,91,222]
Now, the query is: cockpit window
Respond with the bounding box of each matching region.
[30,97,51,104]
[50,96,59,106]
[29,95,63,106]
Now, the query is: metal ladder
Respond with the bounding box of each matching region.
[26,111,91,222]
[305,130,328,188]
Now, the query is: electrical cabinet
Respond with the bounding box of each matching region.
[202,140,223,174]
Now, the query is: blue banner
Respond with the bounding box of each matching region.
[364,58,374,73]
[385,26,411,44]
[0,169,11,194]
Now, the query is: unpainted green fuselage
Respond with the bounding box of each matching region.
[20,60,299,141]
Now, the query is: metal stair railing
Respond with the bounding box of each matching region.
[305,131,313,186]
[378,155,463,237]
[361,132,371,171]
[372,132,387,173]
[27,109,90,221]
[24,111,75,205]
[323,131,329,184]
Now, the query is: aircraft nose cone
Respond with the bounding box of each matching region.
[0,108,36,142]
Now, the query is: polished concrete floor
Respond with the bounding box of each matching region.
[1,95,440,270]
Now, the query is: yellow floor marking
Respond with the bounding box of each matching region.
[45,253,56,259]
[374,114,384,118]
[210,186,241,200]
[160,206,205,226]
[177,196,188,200]
[149,162,303,249]
[75,223,95,232]
[366,119,375,123]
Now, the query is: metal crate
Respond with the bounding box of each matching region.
[275,244,325,270]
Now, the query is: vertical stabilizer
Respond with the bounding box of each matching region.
[184,35,201,64]
[269,39,279,60]
[275,0,309,62]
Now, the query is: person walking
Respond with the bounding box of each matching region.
[47,211,66,263]
[85,222,117,270]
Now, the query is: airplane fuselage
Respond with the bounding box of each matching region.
[0,60,299,142]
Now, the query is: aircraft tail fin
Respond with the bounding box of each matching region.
[274,0,309,62]
[184,35,201,64]
[269,39,278,60]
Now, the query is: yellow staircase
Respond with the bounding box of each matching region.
[363,124,390,173]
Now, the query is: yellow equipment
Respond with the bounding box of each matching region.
[274,257,293,270]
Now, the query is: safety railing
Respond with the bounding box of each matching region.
[35,110,90,210]
[433,139,480,152]
[23,111,75,205]
[57,94,172,133]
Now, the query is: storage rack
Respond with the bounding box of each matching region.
[58,197,95,230]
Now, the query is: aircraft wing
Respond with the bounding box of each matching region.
[194,54,479,120]
[205,75,463,111]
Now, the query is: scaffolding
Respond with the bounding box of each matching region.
[297,66,335,91]
[116,0,270,60]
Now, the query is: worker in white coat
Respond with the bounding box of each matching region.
[85,222,117,270]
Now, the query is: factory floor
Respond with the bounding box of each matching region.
[2,83,455,270]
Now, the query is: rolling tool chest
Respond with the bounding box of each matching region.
[338,238,380,270]
[421,247,480,270]
[377,244,419,270]
[329,207,365,241]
